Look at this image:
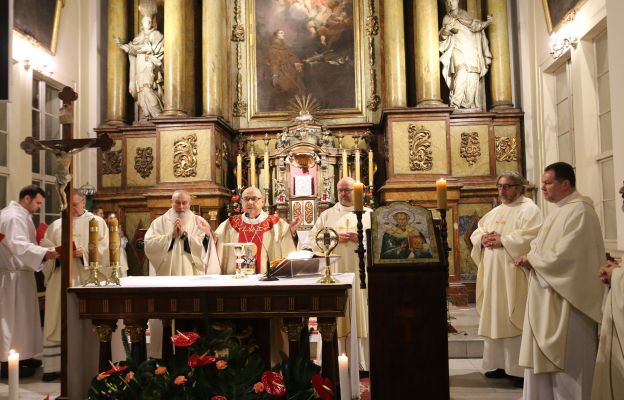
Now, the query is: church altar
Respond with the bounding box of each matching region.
[68,273,360,399]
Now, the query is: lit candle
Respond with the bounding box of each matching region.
[236,154,242,189]
[8,349,19,400]
[250,150,256,187]
[436,178,447,209]
[353,181,364,211]
[342,149,348,178]
[264,149,270,189]
[368,149,374,186]
[338,353,351,400]
[109,217,120,265]
[354,148,360,182]
[89,218,99,264]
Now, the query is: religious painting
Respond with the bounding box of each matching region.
[14,0,63,54]
[542,0,587,32]
[371,202,441,265]
[457,202,495,280]
[250,0,361,116]
[290,198,316,228]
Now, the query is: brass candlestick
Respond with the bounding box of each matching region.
[83,218,103,286]
[315,227,339,284]
[107,217,121,286]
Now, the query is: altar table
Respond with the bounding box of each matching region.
[68,273,359,399]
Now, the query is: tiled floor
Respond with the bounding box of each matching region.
[0,368,59,400]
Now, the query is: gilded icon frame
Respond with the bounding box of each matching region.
[542,0,587,33]
[14,0,63,55]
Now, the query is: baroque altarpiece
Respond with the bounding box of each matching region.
[95,0,523,303]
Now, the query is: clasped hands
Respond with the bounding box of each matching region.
[599,260,620,285]
[481,231,503,249]
[338,232,358,243]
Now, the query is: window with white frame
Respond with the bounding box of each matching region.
[593,30,616,240]
[0,102,7,207]
[31,76,61,225]
[555,60,575,167]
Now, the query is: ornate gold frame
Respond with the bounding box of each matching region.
[245,0,366,120]
[14,0,64,55]
[541,0,587,33]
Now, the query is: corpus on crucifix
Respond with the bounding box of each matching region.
[19,87,113,399]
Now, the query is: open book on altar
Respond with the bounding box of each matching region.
[270,254,340,278]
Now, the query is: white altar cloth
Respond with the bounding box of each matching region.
[69,273,360,398]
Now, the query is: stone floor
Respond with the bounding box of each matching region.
[0,304,522,399]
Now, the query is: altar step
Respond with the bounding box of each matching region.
[448,304,484,359]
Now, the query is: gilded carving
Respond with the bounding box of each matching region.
[495,136,518,162]
[103,149,122,175]
[232,0,247,116]
[134,147,154,179]
[124,322,146,343]
[408,125,433,171]
[92,324,113,342]
[317,320,337,341]
[283,318,305,342]
[460,132,481,166]
[173,134,198,178]
[365,0,380,111]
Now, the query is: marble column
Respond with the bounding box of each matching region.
[383,0,407,108]
[162,0,195,116]
[106,0,128,125]
[202,0,227,116]
[414,0,442,107]
[486,0,513,108]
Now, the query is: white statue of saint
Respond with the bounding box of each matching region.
[114,7,164,119]
[439,0,492,110]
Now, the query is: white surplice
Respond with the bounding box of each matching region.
[470,196,542,377]
[41,211,109,373]
[0,201,49,361]
[592,267,624,400]
[520,192,606,400]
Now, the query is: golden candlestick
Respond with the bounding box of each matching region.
[107,217,121,286]
[84,218,102,286]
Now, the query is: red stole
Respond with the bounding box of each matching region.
[228,214,281,273]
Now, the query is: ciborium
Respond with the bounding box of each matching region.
[315,227,339,284]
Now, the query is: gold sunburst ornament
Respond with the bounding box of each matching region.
[288,94,322,122]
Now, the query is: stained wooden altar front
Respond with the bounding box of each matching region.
[68,274,359,399]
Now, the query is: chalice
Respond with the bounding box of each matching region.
[232,243,247,279]
[315,227,339,284]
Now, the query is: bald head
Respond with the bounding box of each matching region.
[171,190,191,214]
[242,186,264,218]
[337,177,355,207]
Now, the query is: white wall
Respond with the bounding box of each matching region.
[7,0,101,201]
[516,0,623,254]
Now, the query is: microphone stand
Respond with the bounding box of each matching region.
[258,242,278,281]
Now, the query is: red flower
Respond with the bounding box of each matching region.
[261,371,286,397]
[215,360,228,370]
[210,396,227,400]
[232,195,239,201]
[174,375,188,385]
[366,192,372,196]
[104,364,128,375]
[311,374,334,400]
[187,354,216,368]
[170,331,200,347]
[253,382,265,393]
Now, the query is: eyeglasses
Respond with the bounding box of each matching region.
[337,189,353,194]
[496,184,520,190]
[242,196,262,203]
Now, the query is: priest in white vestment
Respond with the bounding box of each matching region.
[592,259,624,400]
[514,162,605,400]
[215,186,299,363]
[40,192,109,381]
[305,177,372,371]
[470,172,542,385]
[144,190,220,358]
[0,186,59,378]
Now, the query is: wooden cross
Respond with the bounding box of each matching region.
[19,87,113,399]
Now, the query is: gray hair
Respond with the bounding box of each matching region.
[496,171,526,192]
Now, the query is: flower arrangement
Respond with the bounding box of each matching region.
[363,187,376,209]
[226,189,243,217]
[88,324,333,400]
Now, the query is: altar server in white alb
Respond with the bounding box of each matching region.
[591,183,624,400]
[0,185,59,378]
[470,172,542,387]
[144,190,220,276]
[41,192,109,381]
[215,186,299,275]
[305,177,372,370]
[514,162,605,400]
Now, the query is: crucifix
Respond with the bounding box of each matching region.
[19,87,113,399]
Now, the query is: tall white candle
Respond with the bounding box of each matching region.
[8,349,19,400]
[342,149,348,178]
[368,149,374,186]
[236,154,242,189]
[250,151,256,187]
[338,353,351,400]
[354,149,360,182]
[263,149,270,189]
